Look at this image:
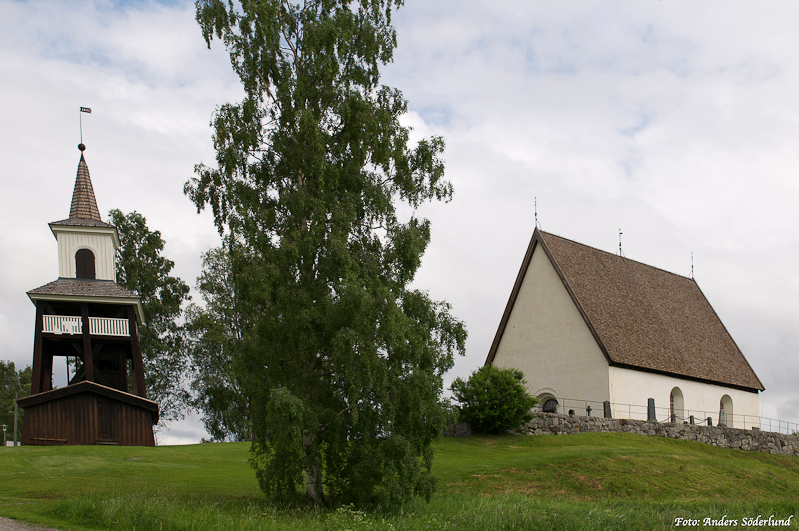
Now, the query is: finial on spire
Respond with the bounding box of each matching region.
[78,143,86,152]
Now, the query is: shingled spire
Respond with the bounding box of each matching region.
[69,145,102,221]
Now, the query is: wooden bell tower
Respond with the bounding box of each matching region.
[17,144,158,446]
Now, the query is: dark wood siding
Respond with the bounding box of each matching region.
[21,392,155,446]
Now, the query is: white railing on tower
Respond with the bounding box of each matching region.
[42,315,129,337]
[43,315,82,335]
[88,317,129,337]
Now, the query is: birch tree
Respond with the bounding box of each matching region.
[188,0,466,505]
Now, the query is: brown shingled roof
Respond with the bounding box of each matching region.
[486,229,764,392]
[50,217,114,228]
[69,154,102,221]
[28,278,138,299]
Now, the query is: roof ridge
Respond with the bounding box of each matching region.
[539,230,693,282]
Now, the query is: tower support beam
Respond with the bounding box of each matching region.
[31,301,44,394]
[81,303,94,382]
[127,306,146,398]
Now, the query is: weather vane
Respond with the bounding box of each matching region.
[535,197,541,230]
[79,106,92,150]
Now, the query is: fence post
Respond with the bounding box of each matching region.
[706,417,712,426]
[603,401,612,419]
[689,415,694,425]
[647,398,656,421]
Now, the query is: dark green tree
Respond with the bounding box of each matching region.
[188,0,466,506]
[110,209,191,424]
[451,366,538,435]
[0,361,31,445]
[185,245,251,442]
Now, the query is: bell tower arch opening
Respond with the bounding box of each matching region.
[75,248,96,279]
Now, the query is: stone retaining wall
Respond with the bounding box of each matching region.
[445,413,799,457]
[517,413,799,456]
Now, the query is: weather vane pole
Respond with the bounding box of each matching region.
[618,229,625,257]
[79,106,92,149]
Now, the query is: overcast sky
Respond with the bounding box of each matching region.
[2,0,798,444]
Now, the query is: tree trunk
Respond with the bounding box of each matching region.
[303,430,324,505]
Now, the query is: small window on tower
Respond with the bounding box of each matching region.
[76,248,96,279]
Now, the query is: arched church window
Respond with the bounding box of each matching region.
[76,248,96,279]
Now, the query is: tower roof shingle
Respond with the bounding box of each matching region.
[69,153,102,221]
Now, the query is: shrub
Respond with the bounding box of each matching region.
[451,365,538,434]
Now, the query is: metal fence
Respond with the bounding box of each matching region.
[536,397,799,436]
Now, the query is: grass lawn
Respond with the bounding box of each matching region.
[1,433,798,530]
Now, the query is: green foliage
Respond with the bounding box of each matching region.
[109,209,191,424]
[185,245,251,441]
[450,366,538,434]
[188,0,466,506]
[0,361,30,443]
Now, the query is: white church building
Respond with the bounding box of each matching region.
[486,229,764,429]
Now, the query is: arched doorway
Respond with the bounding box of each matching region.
[670,387,684,423]
[719,395,733,427]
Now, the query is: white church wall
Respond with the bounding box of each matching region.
[53,227,117,281]
[492,243,610,409]
[608,366,760,429]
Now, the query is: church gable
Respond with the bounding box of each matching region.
[488,229,764,393]
[489,235,610,402]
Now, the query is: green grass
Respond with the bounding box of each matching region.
[434,433,799,501]
[1,433,798,530]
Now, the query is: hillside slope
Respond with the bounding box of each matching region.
[1,433,797,530]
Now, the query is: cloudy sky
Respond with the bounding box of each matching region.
[2,0,798,443]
